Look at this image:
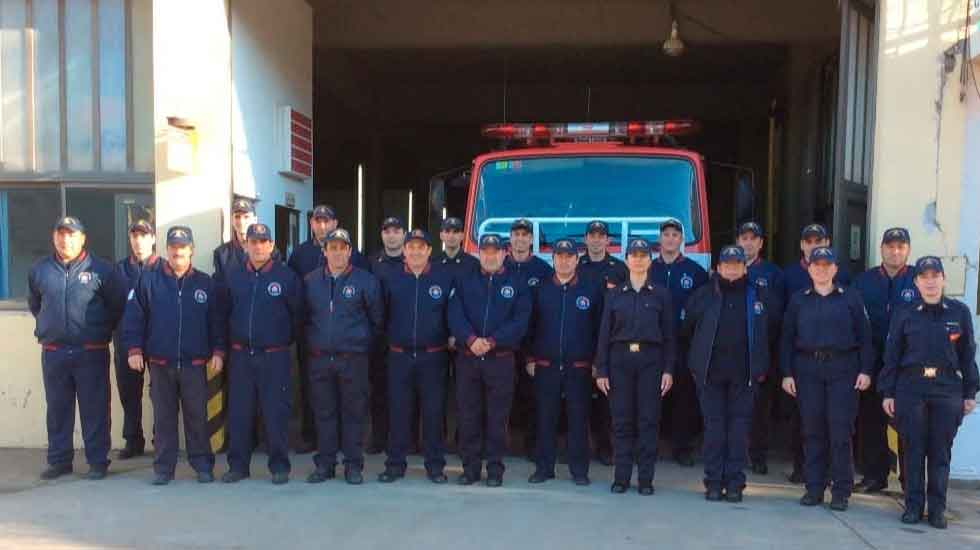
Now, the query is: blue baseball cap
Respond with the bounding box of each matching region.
[312,205,336,220]
[552,238,577,255]
[54,216,85,233]
[660,218,684,233]
[166,226,194,246]
[441,217,463,231]
[809,246,836,264]
[324,228,352,246]
[914,256,944,275]
[479,234,504,249]
[232,198,255,214]
[801,223,829,240]
[406,228,431,246]
[719,245,747,263]
[511,218,533,233]
[626,238,652,255]
[737,221,764,238]
[128,219,154,235]
[381,216,404,230]
[882,227,910,245]
[246,223,272,241]
[586,220,609,235]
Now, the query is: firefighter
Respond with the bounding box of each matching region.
[304,228,384,485]
[378,229,455,484]
[112,219,160,460]
[122,226,226,485]
[220,223,303,485]
[851,227,918,494]
[287,204,368,453]
[880,256,978,529]
[578,219,626,466]
[682,245,775,502]
[648,218,708,467]
[213,198,280,282]
[367,216,406,455]
[505,218,554,458]
[432,217,479,278]
[780,246,873,511]
[525,238,604,486]
[449,234,531,487]
[595,238,676,495]
[736,221,785,476]
[29,216,125,480]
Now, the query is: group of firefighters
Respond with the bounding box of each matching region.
[27,197,977,530]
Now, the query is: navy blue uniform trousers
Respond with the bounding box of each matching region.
[113,335,145,447]
[534,363,591,477]
[895,372,963,514]
[227,348,293,475]
[698,372,755,491]
[385,349,448,474]
[609,344,664,484]
[309,353,369,471]
[148,363,214,476]
[456,353,515,478]
[795,355,859,497]
[42,346,111,467]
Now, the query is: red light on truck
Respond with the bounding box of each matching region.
[481,120,699,143]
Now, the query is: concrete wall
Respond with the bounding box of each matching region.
[231,0,314,241]
[871,0,980,479]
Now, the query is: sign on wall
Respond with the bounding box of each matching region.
[279,106,312,181]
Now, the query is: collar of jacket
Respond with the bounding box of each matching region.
[480,265,507,277]
[654,252,685,265]
[877,264,910,279]
[130,254,159,269]
[162,261,194,280]
[54,249,89,270]
[552,273,579,287]
[325,263,353,278]
[246,258,276,274]
[803,284,845,296]
[403,262,432,276]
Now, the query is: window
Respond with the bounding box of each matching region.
[0,187,60,299]
[65,187,153,262]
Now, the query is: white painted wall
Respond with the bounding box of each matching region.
[230,0,314,244]
[872,0,980,479]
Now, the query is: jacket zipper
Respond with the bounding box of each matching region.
[559,283,567,368]
[413,273,420,358]
[176,275,184,370]
[482,274,493,340]
[248,269,259,350]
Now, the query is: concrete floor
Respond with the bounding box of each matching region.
[0,448,978,550]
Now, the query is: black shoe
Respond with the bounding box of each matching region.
[528,470,554,484]
[152,473,173,486]
[638,483,655,496]
[726,489,743,503]
[197,471,215,484]
[271,472,289,485]
[928,511,947,529]
[221,470,248,483]
[610,481,628,494]
[40,464,73,480]
[706,488,723,501]
[294,440,316,455]
[901,508,922,524]
[485,475,503,487]
[788,469,805,484]
[830,494,848,511]
[306,468,335,483]
[86,466,108,480]
[427,471,448,484]
[751,460,768,475]
[377,470,404,483]
[573,476,591,486]
[800,493,824,506]
[456,472,479,486]
[345,468,364,485]
[858,478,888,494]
[117,444,145,460]
[674,451,695,467]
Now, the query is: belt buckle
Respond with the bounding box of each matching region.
[922,367,938,379]
[629,343,640,353]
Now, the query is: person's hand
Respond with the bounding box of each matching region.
[525,362,536,377]
[469,339,485,356]
[782,376,797,398]
[661,373,673,396]
[596,377,610,395]
[965,400,976,416]
[882,398,895,418]
[855,374,872,391]
[447,336,456,351]
[209,355,224,374]
[128,354,144,372]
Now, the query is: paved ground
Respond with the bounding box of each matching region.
[0,448,977,550]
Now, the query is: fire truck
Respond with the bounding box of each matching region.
[430,121,753,270]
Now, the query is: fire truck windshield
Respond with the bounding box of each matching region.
[473,155,700,247]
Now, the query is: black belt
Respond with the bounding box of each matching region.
[615,342,657,353]
[389,345,447,354]
[799,348,855,362]
[231,343,290,354]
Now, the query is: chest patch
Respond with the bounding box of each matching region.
[946,321,961,342]
[901,288,915,302]
[77,272,92,285]
[268,282,282,297]
[500,285,515,299]
[194,289,208,304]
[680,274,694,289]
[576,296,591,310]
[527,277,540,287]
[754,301,765,315]
[756,277,768,288]
[342,285,356,299]
[429,285,443,300]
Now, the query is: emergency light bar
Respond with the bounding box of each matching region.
[481,120,699,141]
